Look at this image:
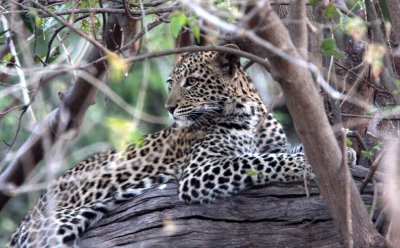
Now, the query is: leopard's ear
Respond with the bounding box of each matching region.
[215,44,240,76]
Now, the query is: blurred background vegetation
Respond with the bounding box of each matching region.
[0,12,179,242]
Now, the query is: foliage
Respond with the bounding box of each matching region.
[170,12,187,38]
[321,38,345,59]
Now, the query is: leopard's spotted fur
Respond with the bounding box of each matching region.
[9,45,355,247]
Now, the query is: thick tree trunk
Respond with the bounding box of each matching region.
[79,165,380,248]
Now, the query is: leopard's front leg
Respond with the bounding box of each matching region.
[178,153,315,204]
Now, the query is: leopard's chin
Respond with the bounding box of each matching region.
[173,117,195,128]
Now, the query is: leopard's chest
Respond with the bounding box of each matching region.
[189,126,259,159]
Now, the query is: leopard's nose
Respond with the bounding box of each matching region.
[165,104,177,114]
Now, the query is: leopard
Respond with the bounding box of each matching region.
[8,44,356,247]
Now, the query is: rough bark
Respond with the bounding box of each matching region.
[79,165,379,248]
[230,2,388,247]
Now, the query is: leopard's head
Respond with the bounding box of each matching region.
[165,44,265,127]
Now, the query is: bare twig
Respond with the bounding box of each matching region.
[122,0,136,20]
[109,0,169,8]
[0,98,21,122]
[359,148,386,193]
[0,14,36,123]
[77,70,167,124]
[37,6,180,18]
[342,113,400,121]
[45,14,91,63]
[341,128,353,248]
[335,62,391,94]
[347,130,369,151]
[370,178,379,220]
[332,0,357,18]
[2,106,28,159]
[375,206,387,232]
[386,0,400,45]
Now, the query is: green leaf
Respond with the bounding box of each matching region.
[131,130,144,148]
[272,111,291,124]
[329,49,345,58]
[346,138,353,147]
[394,81,400,94]
[35,16,42,27]
[324,4,337,21]
[321,38,345,59]
[187,16,201,43]
[372,144,381,152]
[365,111,373,117]
[361,150,373,158]
[3,53,13,63]
[170,14,187,38]
[245,169,257,176]
[321,38,336,51]
[309,0,317,7]
[0,27,4,45]
[214,0,226,4]
[190,23,201,43]
[365,204,373,213]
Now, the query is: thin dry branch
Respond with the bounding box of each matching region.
[340,128,353,248]
[37,6,180,18]
[44,14,91,63]
[359,148,386,193]
[386,0,400,45]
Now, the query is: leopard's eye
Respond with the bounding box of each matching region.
[183,77,199,88]
[166,79,173,90]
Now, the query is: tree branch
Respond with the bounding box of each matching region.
[230,2,388,247]
[78,166,379,247]
[37,6,180,18]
